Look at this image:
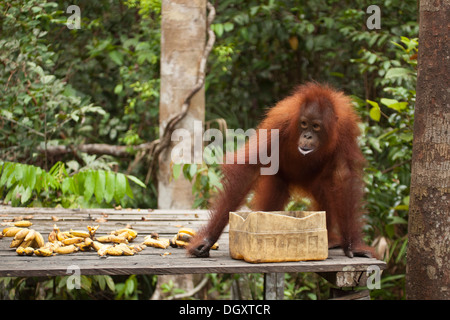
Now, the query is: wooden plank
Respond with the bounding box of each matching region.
[0,206,386,278]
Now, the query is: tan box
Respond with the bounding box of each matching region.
[229,211,328,263]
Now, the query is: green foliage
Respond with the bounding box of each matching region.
[0,161,146,208]
[0,0,419,300]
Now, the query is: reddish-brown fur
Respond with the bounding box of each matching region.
[187,82,374,258]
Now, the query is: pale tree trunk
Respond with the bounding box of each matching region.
[158,0,206,209]
[405,0,450,300]
[153,0,206,300]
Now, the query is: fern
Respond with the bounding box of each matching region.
[0,161,146,208]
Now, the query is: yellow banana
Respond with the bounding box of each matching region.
[14,228,30,240]
[177,228,196,236]
[114,228,138,241]
[211,242,219,250]
[144,237,170,249]
[75,242,91,251]
[2,227,22,237]
[35,248,53,257]
[97,245,112,257]
[54,245,77,254]
[175,240,189,248]
[105,246,123,256]
[70,229,90,238]
[116,243,134,256]
[14,220,32,227]
[176,232,193,242]
[48,230,57,243]
[61,237,85,245]
[24,229,36,242]
[87,225,99,238]
[97,235,128,244]
[19,238,34,248]
[24,247,34,256]
[34,232,45,248]
[92,241,104,251]
[16,247,26,256]
[54,225,67,241]
[10,238,23,248]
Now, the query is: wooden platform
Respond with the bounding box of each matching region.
[0,206,386,299]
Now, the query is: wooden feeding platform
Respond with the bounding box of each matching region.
[0,206,386,300]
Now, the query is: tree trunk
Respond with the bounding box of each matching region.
[158,0,206,209]
[405,0,450,300]
[153,0,206,300]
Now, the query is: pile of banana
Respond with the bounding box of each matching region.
[143,228,218,251]
[1,222,144,257]
[1,221,218,257]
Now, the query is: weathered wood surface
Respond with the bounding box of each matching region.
[0,206,385,278]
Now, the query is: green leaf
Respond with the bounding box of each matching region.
[125,179,134,199]
[114,173,126,202]
[109,50,123,66]
[61,177,71,194]
[21,186,32,204]
[172,163,182,180]
[114,83,123,94]
[104,172,115,203]
[84,171,95,202]
[369,105,381,122]
[105,275,115,291]
[381,98,408,112]
[94,171,106,203]
[126,174,146,188]
[385,67,411,79]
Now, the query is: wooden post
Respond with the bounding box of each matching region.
[264,273,284,300]
[158,0,206,209]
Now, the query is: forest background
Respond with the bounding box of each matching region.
[0,0,417,300]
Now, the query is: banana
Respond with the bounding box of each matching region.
[105,246,123,256]
[116,243,134,256]
[54,225,67,241]
[16,247,26,256]
[91,241,104,252]
[61,237,85,245]
[87,225,99,238]
[19,238,34,248]
[175,240,189,248]
[176,232,193,242]
[54,245,77,254]
[143,237,170,249]
[14,228,30,240]
[70,229,90,238]
[34,232,45,248]
[35,248,53,257]
[97,235,128,244]
[10,238,23,248]
[24,229,36,243]
[97,245,112,257]
[75,242,91,251]
[2,227,22,237]
[14,220,32,227]
[84,237,93,246]
[113,228,138,241]
[177,228,196,237]
[48,229,57,243]
[24,247,34,256]
[211,242,219,250]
